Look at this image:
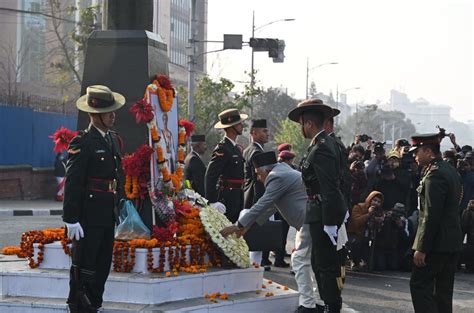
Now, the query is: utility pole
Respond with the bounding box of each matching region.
[250,11,255,108]
[305,57,309,99]
[188,0,196,121]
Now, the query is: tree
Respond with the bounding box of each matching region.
[338,105,417,147]
[252,87,298,143]
[178,76,253,151]
[0,40,31,104]
[274,119,310,162]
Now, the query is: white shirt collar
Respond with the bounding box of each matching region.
[225,136,237,146]
[91,124,108,138]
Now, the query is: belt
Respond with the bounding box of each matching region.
[87,177,117,193]
[220,178,244,190]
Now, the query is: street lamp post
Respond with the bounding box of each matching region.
[250,11,295,106]
[305,60,338,99]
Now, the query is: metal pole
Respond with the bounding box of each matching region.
[187,0,196,121]
[250,11,255,109]
[305,57,309,99]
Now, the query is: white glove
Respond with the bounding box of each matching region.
[210,202,226,214]
[343,211,350,224]
[65,222,84,241]
[323,225,338,246]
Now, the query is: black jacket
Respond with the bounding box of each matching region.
[184,151,206,196]
[243,142,265,208]
[204,137,244,222]
[62,125,124,227]
[301,131,347,225]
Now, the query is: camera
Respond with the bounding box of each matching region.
[359,134,372,143]
[436,125,447,139]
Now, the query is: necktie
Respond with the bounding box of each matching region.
[104,133,112,147]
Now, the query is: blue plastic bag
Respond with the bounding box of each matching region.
[115,200,151,240]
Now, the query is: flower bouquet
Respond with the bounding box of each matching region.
[199,206,250,268]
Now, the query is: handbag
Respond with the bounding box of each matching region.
[243,220,283,251]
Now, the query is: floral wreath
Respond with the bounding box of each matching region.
[199,206,250,268]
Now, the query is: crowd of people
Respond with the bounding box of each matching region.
[345,134,474,273]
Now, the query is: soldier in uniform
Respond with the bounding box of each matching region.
[63,85,125,313]
[243,119,268,208]
[205,108,247,223]
[184,134,207,195]
[288,99,347,313]
[409,133,463,313]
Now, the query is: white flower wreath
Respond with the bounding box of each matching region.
[199,206,250,268]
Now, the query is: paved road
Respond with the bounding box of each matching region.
[2,213,474,312]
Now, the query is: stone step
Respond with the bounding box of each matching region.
[0,281,299,313]
[0,266,264,305]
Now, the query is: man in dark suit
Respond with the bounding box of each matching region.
[184,134,207,195]
[243,119,268,208]
[205,108,247,223]
[409,133,463,313]
[288,99,347,313]
[63,85,125,313]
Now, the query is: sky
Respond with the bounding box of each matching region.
[206,0,473,123]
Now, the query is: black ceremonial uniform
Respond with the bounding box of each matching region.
[205,137,244,223]
[301,130,347,311]
[63,125,124,309]
[329,133,352,212]
[184,151,206,196]
[243,142,265,208]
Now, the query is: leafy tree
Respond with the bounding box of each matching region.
[274,118,310,162]
[338,105,417,147]
[178,76,253,152]
[252,87,298,144]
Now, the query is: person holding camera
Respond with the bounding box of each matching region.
[347,191,384,271]
[372,203,409,271]
[365,142,386,192]
[349,160,368,208]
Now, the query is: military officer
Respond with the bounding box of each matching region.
[325,109,352,212]
[63,85,125,313]
[409,133,463,313]
[288,99,347,313]
[184,134,207,196]
[243,119,268,208]
[205,108,248,223]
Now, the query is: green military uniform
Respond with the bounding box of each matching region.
[288,99,347,312]
[409,134,463,313]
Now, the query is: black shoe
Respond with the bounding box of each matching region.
[316,304,326,313]
[263,265,271,271]
[295,305,317,313]
[273,260,290,268]
[261,259,272,266]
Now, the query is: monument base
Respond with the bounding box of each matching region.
[0,258,299,312]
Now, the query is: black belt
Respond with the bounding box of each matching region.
[87,178,117,193]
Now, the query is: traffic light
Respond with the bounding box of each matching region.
[272,40,285,63]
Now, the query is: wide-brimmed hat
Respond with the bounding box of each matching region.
[331,108,341,117]
[214,108,248,129]
[287,98,334,122]
[76,85,126,113]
